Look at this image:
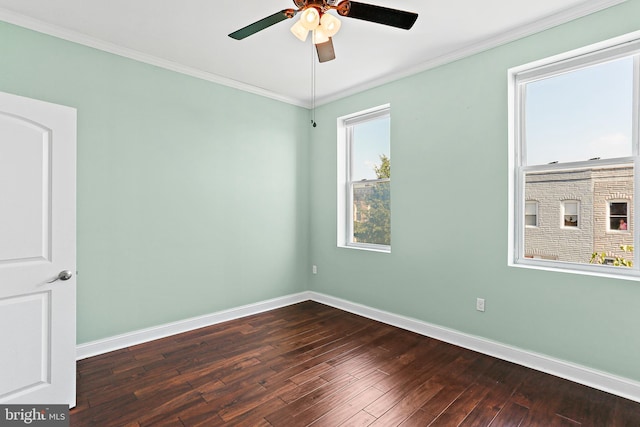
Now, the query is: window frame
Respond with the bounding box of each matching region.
[508,31,640,280]
[608,200,630,232]
[337,104,391,253]
[562,200,580,229]
[525,201,539,227]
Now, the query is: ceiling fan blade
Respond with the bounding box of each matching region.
[316,38,336,63]
[338,1,418,30]
[228,9,295,40]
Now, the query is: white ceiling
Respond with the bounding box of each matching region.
[0,0,624,107]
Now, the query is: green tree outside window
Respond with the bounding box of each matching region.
[353,154,390,246]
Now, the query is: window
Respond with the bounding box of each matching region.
[609,201,629,231]
[337,105,391,252]
[525,201,538,227]
[509,32,639,279]
[562,201,579,228]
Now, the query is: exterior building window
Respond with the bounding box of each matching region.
[337,105,391,252]
[525,201,538,227]
[609,201,629,231]
[508,32,639,279]
[563,201,579,228]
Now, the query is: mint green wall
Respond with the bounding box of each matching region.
[2,0,640,383]
[0,21,310,343]
[309,0,640,382]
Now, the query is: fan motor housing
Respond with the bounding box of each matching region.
[293,0,337,12]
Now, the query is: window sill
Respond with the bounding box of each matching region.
[339,243,391,254]
[509,259,640,282]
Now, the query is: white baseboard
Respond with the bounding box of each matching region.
[75,291,312,360]
[76,290,640,404]
[308,291,640,404]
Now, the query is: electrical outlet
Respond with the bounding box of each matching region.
[312,265,317,275]
[476,298,485,312]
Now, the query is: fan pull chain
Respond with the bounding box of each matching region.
[311,41,317,127]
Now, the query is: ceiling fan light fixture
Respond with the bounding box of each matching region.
[290,19,309,41]
[312,27,330,45]
[300,7,320,31]
[320,13,341,37]
[229,1,419,63]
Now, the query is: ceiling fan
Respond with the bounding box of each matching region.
[228,0,418,63]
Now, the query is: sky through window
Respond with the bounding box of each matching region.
[352,117,390,180]
[525,56,633,165]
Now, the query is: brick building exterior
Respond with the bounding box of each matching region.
[525,165,633,264]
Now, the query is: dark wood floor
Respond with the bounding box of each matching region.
[71,301,640,426]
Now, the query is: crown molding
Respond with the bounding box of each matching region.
[0,8,307,108]
[315,0,629,106]
[0,0,628,109]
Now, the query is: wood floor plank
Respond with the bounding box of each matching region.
[273,369,389,427]
[488,401,529,427]
[368,378,444,426]
[364,347,464,417]
[263,373,359,426]
[554,381,617,426]
[279,376,330,404]
[339,410,377,427]
[215,381,297,422]
[323,345,392,381]
[259,329,388,390]
[415,355,496,422]
[289,362,335,386]
[458,360,529,426]
[70,301,640,427]
[427,381,492,426]
[266,327,371,373]
[177,346,273,386]
[175,400,227,426]
[397,408,437,426]
[308,386,384,427]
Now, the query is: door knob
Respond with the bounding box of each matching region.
[48,270,73,283]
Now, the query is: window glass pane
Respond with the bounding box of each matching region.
[352,181,390,246]
[351,117,391,181]
[564,202,578,215]
[524,57,633,166]
[525,202,537,215]
[564,215,578,227]
[610,202,627,216]
[524,165,633,264]
[610,217,629,230]
[609,202,629,230]
[525,215,537,226]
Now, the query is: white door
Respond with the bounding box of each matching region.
[0,91,77,406]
